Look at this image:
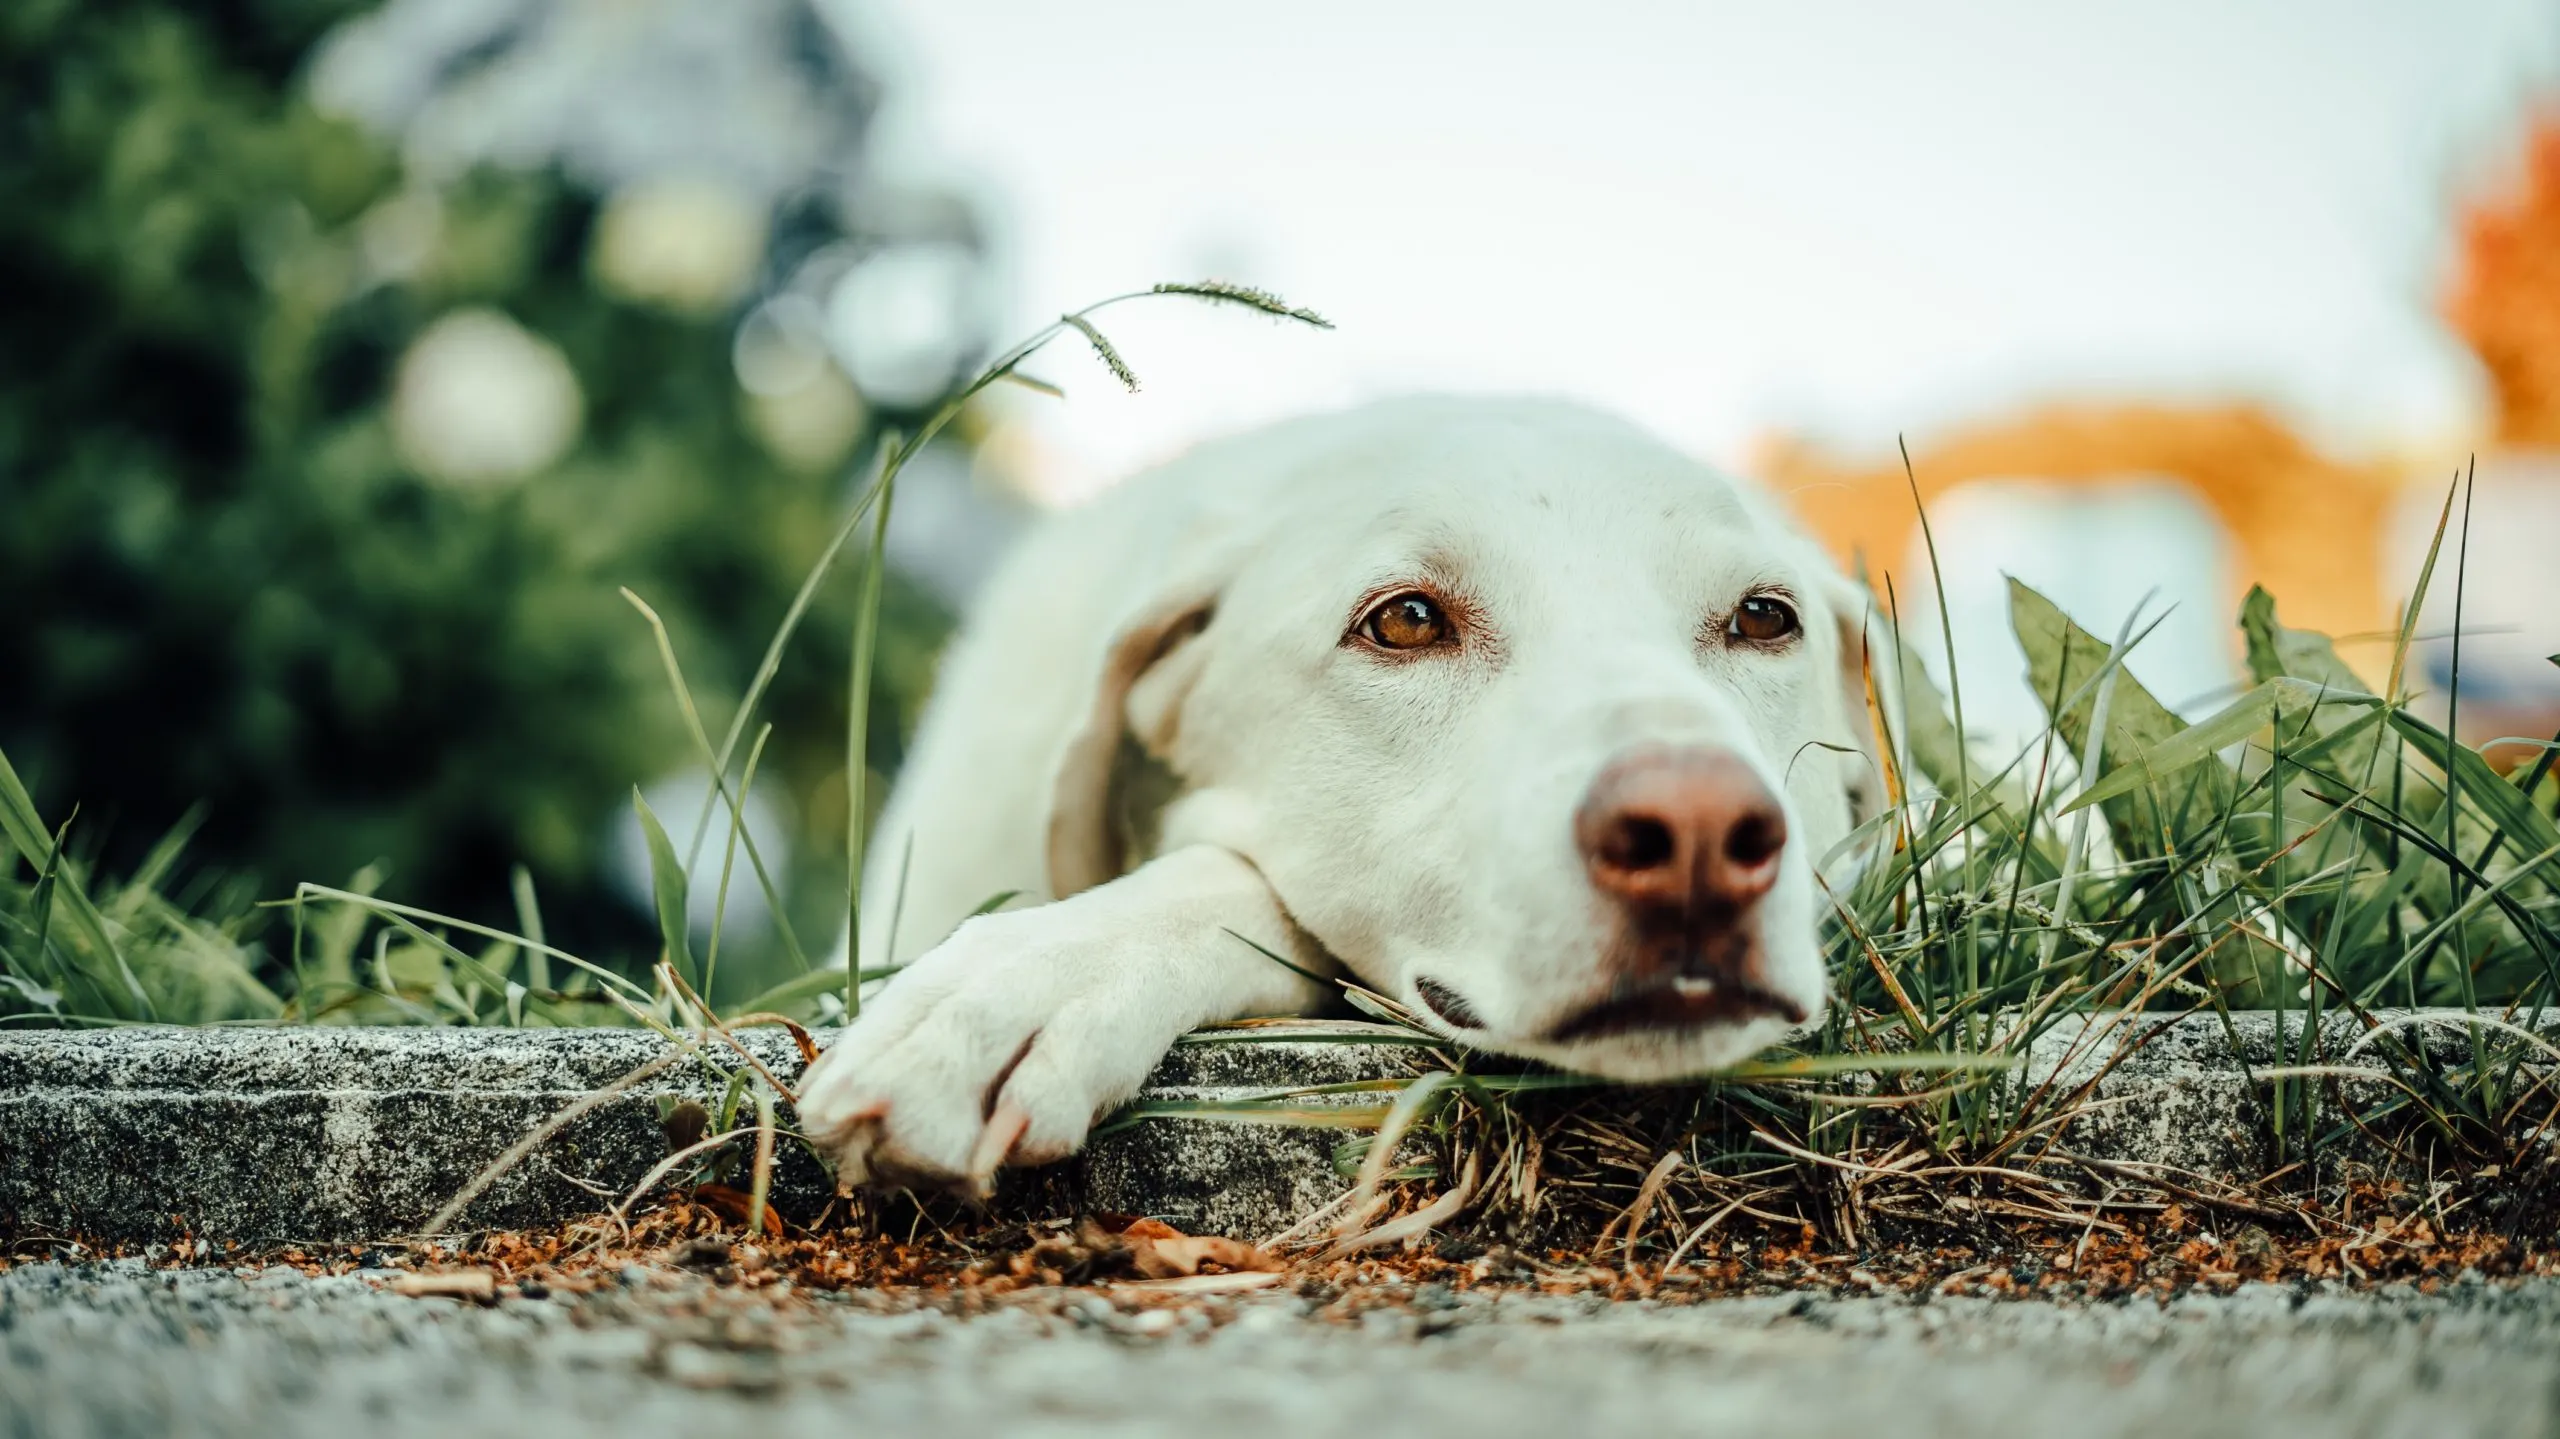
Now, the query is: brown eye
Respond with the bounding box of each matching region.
[1361,592,1453,650]
[1729,594,1800,645]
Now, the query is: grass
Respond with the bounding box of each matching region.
[3,287,2555,1254]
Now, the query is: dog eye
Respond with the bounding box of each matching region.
[1728,595,1800,645]
[1361,592,1453,650]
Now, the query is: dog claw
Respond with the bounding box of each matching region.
[808,1099,891,1194]
[967,1103,1032,1198]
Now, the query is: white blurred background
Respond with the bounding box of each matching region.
[819,0,2560,751]
[849,0,2556,489]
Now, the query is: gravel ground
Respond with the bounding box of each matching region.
[4,1264,2556,1439]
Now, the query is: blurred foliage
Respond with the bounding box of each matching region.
[0,0,950,1003]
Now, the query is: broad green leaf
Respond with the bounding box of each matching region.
[2321,793,2560,1004]
[2065,678,2380,815]
[2063,682,2276,817]
[2009,579,2218,858]
[2238,587,2396,845]
[2239,585,2369,695]
[2010,582,2322,1006]
[1892,635,1974,801]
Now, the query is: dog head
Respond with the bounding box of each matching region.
[1051,397,1882,1080]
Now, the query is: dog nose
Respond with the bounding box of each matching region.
[1575,746,1788,918]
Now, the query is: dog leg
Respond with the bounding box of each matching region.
[794,843,1332,1194]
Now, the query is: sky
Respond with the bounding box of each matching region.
[845,0,2560,499]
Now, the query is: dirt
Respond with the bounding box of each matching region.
[17,1168,2552,1315]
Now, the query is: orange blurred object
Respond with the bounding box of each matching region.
[1759,404,2400,672]
[2450,115,2560,449]
[1763,113,2560,707]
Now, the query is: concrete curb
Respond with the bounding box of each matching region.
[0,1024,1423,1244]
[0,1010,2543,1244]
[2020,1007,2556,1181]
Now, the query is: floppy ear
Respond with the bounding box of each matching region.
[1044,591,1219,897]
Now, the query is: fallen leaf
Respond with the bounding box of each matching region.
[1133,1235,1270,1279]
[1086,1216,1278,1278]
[1108,1271,1286,1295]
[778,1019,819,1067]
[391,1268,496,1301]
[691,1184,786,1239]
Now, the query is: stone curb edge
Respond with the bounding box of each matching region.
[0,1010,2543,1244]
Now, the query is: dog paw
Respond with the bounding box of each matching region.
[792,908,1186,1196]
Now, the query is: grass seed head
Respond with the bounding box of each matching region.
[1151,280,1335,329]
[1062,314,1141,391]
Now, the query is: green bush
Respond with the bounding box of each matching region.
[0,0,949,1001]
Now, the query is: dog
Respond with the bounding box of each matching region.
[795,396,1883,1192]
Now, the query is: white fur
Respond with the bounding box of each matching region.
[796,396,1878,1190]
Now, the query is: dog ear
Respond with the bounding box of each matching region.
[1044,591,1218,898]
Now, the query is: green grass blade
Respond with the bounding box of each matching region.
[700,723,774,1004]
[2386,711,2560,871]
[844,434,903,1019]
[0,748,149,1019]
[510,866,549,993]
[733,964,902,1019]
[621,590,811,973]
[631,789,696,990]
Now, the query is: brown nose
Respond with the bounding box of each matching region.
[1575,746,1788,920]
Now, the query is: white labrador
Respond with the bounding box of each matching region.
[796,396,1881,1192]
